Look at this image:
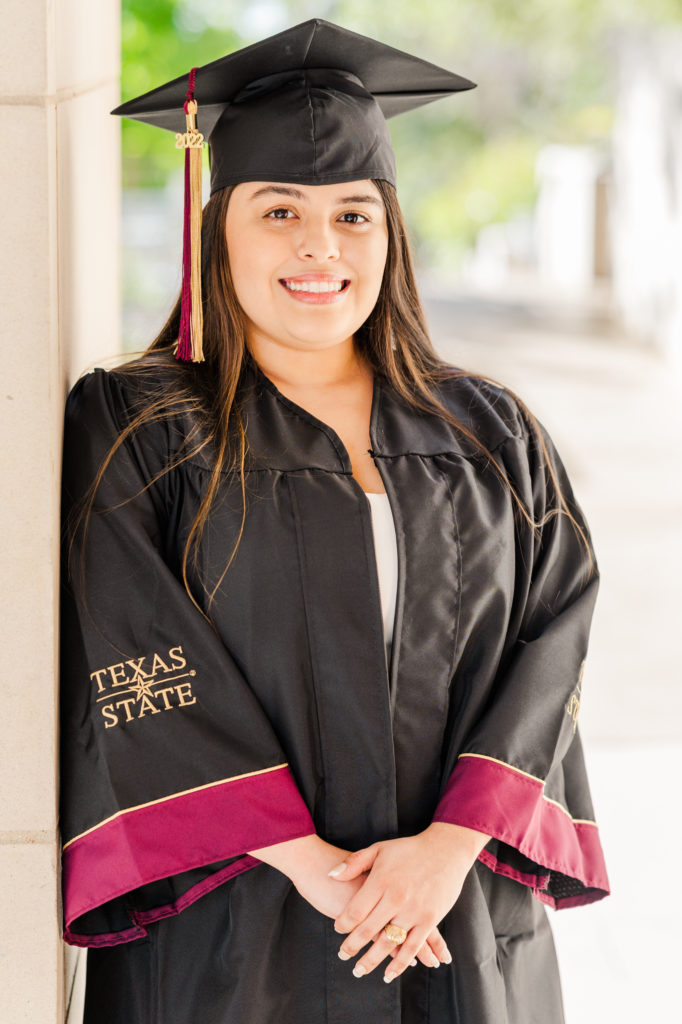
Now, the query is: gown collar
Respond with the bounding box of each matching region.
[239,348,508,471]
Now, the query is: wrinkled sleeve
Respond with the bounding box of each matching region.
[432,408,610,909]
[60,369,316,948]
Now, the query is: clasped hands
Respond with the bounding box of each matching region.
[281,822,490,985]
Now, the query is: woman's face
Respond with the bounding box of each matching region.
[224,179,389,355]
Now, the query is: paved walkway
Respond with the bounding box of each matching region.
[422,272,682,1022]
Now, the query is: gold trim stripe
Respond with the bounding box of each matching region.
[458,753,598,827]
[63,762,290,851]
[459,752,544,785]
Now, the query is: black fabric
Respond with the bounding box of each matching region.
[59,370,299,835]
[84,863,565,1024]
[110,18,476,191]
[61,350,605,1022]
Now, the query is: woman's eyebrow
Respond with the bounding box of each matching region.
[248,185,382,207]
[249,185,305,201]
[338,193,383,207]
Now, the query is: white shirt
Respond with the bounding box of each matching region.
[364,492,398,664]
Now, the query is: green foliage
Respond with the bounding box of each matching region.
[413,134,541,252]
[121,0,241,186]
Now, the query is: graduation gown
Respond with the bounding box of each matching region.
[59,351,610,1024]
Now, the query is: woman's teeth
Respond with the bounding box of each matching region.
[282,280,346,293]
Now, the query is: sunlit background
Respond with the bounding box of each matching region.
[119,3,682,1021]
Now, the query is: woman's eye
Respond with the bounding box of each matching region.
[339,212,368,224]
[265,207,295,220]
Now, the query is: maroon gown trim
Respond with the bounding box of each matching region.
[432,752,610,907]
[63,763,316,946]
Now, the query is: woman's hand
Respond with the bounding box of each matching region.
[247,832,447,967]
[248,834,356,917]
[329,822,491,983]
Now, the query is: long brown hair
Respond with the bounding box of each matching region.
[73,179,595,618]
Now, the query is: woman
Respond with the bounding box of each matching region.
[60,18,609,1024]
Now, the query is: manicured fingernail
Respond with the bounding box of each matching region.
[338,950,351,961]
[352,965,366,978]
[410,958,417,967]
[384,970,397,983]
[442,951,452,964]
[328,863,347,877]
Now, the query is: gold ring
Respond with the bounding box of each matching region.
[383,923,408,945]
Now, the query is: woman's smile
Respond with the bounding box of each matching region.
[279,274,352,304]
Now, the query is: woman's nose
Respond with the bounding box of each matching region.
[296,218,340,261]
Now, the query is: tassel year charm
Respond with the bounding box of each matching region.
[174,68,205,363]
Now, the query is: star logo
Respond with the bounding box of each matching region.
[130,676,157,702]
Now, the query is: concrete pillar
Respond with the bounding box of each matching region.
[0,1,120,1021]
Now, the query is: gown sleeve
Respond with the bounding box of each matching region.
[432,404,610,909]
[59,368,316,948]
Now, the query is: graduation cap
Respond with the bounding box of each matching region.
[112,18,476,363]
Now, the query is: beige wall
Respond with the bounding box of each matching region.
[0,1,120,1021]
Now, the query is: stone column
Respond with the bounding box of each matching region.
[0,2,120,1021]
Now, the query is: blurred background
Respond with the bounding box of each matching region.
[120,0,682,364]
[121,1,682,1020]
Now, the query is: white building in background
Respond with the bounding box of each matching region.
[461,24,682,374]
[610,25,682,369]
[534,143,612,296]
[460,142,613,308]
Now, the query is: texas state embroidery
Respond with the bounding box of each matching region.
[89,646,197,728]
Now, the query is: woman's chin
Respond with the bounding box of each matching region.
[278,335,355,353]
[252,321,360,352]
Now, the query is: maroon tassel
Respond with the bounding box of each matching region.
[177,141,193,361]
[175,67,205,363]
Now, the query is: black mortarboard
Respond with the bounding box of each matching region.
[111,18,476,361]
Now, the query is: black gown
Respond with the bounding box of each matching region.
[59,350,609,1023]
